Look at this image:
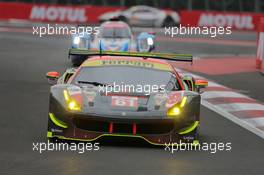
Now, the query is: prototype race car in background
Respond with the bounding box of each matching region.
[46,49,208,145]
[99,5,180,27]
[94,21,134,52]
[70,20,155,66]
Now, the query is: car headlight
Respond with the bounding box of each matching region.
[73,37,81,45]
[167,106,181,116]
[63,90,81,111]
[167,96,187,117]
[68,100,81,111]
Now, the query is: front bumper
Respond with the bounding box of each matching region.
[47,112,199,145]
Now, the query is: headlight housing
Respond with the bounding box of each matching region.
[68,100,81,111]
[167,96,187,117]
[147,37,154,46]
[73,37,80,45]
[167,106,181,116]
[63,90,81,111]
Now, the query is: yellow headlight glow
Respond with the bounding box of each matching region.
[68,100,81,111]
[167,106,181,117]
[167,96,187,117]
[63,90,81,111]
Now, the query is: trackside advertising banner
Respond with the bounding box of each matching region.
[1,2,264,31]
[180,10,264,31]
[0,2,122,23]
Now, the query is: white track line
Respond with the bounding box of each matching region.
[244,118,264,127]
[178,68,264,139]
[207,81,225,87]
[215,103,264,112]
[202,91,248,99]
[202,99,264,139]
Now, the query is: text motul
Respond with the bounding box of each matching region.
[198,14,254,30]
[30,6,87,22]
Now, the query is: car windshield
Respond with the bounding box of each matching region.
[72,66,180,91]
[101,27,131,38]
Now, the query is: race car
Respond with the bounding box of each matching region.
[70,20,155,66]
[94,21,134,52]
[99,5,180,27]
[46,49,208,145]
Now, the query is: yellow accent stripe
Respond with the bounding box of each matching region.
[52,133,166,146]
[51,134,200,147]
[63,90,70,101]
[180,96,187,107]
[196,83,208,86]
[179,121,199,135]
[49,113,68,129]
[47,131,53,138]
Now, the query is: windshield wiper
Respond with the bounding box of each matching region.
[77,81,112,87]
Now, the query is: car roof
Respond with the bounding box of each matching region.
[129,5,157,11]
[81,56,174,72]
[101,21,130,28]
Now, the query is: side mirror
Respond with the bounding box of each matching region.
[46,71,60,85]
[195,79,208,93]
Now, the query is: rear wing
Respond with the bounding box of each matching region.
[69,48,193,63]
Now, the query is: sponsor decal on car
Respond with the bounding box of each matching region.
[111,96,138,108]
[82,59,172,71]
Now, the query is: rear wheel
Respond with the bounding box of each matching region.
[162,16,176,27]
[118,16,128,24]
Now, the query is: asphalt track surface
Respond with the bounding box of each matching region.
[0,30,264,175]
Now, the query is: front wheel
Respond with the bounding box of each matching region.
[179,127,199,143]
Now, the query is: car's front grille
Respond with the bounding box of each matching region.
[137,122,174,134]
[73,118,109,132]
[72,117,174,135]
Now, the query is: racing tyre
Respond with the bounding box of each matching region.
[180,127,199,143]
[118,16,128,24]
[162,17,176,27]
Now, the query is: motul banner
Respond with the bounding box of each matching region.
[0,2,122,23]
[181,10,264,31]
[1,2,264,31]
